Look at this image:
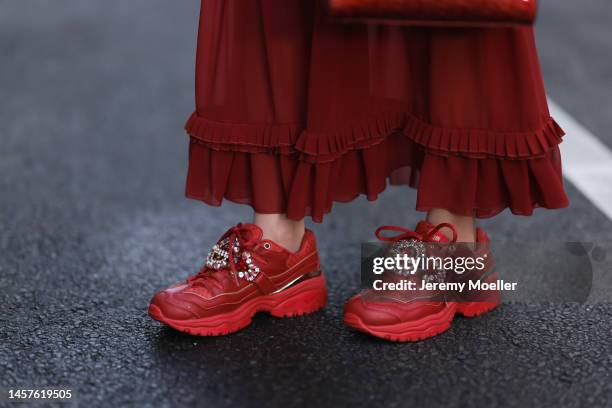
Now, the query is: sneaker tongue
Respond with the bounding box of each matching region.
[237,223,263,242]
[415,220,450,243]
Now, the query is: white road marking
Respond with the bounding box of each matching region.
[549,99,612,220]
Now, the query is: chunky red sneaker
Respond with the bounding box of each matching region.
[343,221,499,342]
[148,223,327,336]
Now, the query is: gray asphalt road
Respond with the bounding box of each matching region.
[1,1,611,407]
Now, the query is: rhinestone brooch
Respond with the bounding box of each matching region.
[205,237,261,282]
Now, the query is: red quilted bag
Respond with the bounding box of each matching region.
[328,0,538,26]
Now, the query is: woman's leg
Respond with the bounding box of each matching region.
[426,208,475,243]
[253,213,305,253]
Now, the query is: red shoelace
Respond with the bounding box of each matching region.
[188,223,261,290]
[375,223,458,243]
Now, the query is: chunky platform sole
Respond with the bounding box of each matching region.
[344,275,501,342]
[455,298,500,317]
[455,273,502,317]
[148,274,327,336]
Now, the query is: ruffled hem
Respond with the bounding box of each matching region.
[407,147,569,218]
[186,111,565,164]
[186,129,569,223]
[185,112,300,155]
[404,115,565,159]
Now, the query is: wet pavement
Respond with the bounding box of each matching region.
[1,1,611,407]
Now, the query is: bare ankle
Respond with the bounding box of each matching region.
[253,213,305,253]
[426,208,476,243]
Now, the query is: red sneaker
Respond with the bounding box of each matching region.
[148,223,327,336]
[343,221,499,342]
[448,226,501,318]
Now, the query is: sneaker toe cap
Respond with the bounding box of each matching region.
[149,290,199,321]
[344,295,402,326]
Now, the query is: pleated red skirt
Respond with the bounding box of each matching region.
[185,0,569,223]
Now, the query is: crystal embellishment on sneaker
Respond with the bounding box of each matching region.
[205,237,261,282]
[387,239,425,277]
[385,235,445,283]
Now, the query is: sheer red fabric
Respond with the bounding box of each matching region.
[185,0,569,222]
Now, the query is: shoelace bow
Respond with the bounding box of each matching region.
[189,223,261,290]
[373,223,458,287]
[375,223,458,243]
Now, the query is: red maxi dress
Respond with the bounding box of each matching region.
[185,0,569,223]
